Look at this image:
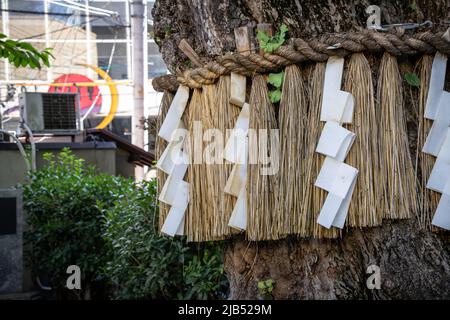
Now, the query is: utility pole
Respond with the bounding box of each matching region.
[131,0,146,180]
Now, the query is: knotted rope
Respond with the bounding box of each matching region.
[151,74,180,93]
[152,29,450,92]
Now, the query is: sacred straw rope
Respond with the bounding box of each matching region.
[152,30,450,92]
[155,29,449,241]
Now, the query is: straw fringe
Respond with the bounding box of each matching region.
[186,88,208,242]
[415,55,440,230]
[344,53,382,227]
[377,53,418,220]
[161,55,426,241]
[247,75,280,241]
[180,93,191,236]
[201,84,222,240]
[277,65,309,236]
[213,76,241,238]
[156,91,174,231]
[186,84,230,241]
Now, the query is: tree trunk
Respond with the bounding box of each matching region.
[152,0,450,299]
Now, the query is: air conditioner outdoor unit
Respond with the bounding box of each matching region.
[19,92,81,134]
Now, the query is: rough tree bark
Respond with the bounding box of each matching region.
[152,0,450,299]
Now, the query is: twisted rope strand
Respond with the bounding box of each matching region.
[153,30,450,92]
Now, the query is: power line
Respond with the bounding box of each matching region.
[1,9,129,28]
[16,17,129,42]
[0,8,105,18]
[13,15,129,42]
[18,16,102,41]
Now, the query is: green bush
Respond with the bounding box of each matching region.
[180,246,229,300]
[102,179,229,300]
[23,148,134,298]
[23,148,229,300]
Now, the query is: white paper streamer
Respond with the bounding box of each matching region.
[228,186,247,230]
[230,73,247,107]
[156,120,187,174]
[315,159,358,199]
[321,56,355,124]
[158,85,190,142]
[316,121,356,161]
[424,52,448,120]
[426,129,450,193]
[224,163,247,197]
[317,178,357,229]
[224,103,250,164]
[432,193,450,230]
[225,94,250,230]
[422,52,450,231]
[158,86,191,237]
[315,56,358,229]
[423,92,450,156]
[161,182,189,237]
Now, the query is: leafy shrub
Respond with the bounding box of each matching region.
[180,246,229,300]
[103,179,229,300]
[23,148,134,298]
[23,148,229,300]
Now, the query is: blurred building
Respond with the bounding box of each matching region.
[0,0,167,151]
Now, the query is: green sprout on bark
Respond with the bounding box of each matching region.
[404,72,420,87]
[267,71,284,103]
[257,24,289,103]
[257,24,288,53]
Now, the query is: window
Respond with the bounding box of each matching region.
[148,42,167,78]
[89,1,128,40]
[97,42,128,79]
[0,1,167,83]
[8,0,45,14]
[84,115,132,142]
[48,0,86,27]
[49,40,91,80]
[147,0,154,34]
[147,1,155,20]
[91,25,126,39]
[8,0,46,40]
